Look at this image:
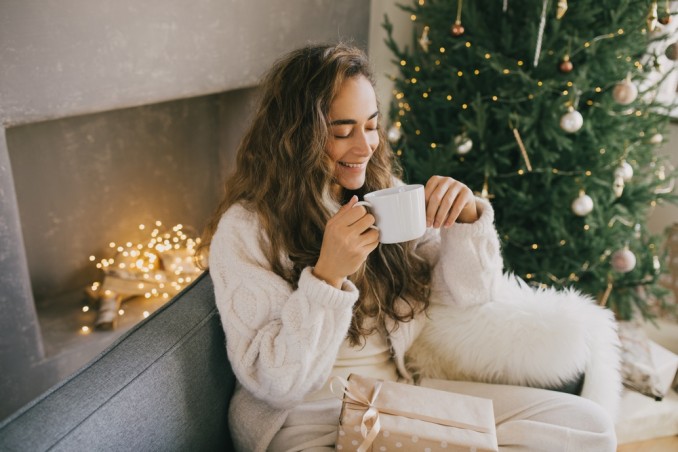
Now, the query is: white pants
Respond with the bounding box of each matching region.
[421,379,616,451]
[268,379,617,451]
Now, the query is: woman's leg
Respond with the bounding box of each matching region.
[420,378,616,452]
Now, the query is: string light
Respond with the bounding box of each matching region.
[85,221,202,332]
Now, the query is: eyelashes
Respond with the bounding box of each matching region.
[332,126,379,139]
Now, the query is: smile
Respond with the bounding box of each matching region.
[338,161,367,168]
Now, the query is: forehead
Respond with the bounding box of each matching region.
[329,75,378,118]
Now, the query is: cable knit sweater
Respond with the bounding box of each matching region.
[209,196,502,452]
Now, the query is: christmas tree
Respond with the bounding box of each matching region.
[383,0,678,320]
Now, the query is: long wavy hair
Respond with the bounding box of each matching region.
[200,43,431,345]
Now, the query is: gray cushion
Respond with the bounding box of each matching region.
[0,271,235,451]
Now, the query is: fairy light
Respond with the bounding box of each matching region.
[457,70,463,77]
[82,306,90,312]
[517,60,524,66]
[435,60,441,65]
[502,69,510,74]
[400,60,407,66]
[465,42,471,48]
[85,220,202,333]
[143,311,150,318]
[474,69,480,75]
[446,95,453,101]
[81,326,90,334]
[537,81,543,87]
[439,47,446,53]
[414,66,421,72]
[462,103,468,109]
[484,53,491,59]
[430,143,437,149]
[410,14,417,21]
[492,96,498,101]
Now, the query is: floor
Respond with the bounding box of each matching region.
[618,436,678,451]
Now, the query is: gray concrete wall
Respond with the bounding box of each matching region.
[0,0,369,126]
[0,0,370,420]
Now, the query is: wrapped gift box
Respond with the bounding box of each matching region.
[335,374,498,452]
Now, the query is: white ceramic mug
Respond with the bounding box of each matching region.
[355,184,427,244]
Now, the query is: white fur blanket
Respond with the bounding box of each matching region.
[406,274,622,419]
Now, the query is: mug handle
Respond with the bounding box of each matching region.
[353,201,379,230]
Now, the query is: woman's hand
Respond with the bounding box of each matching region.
[313,196,380,288]
[424,175,478,228]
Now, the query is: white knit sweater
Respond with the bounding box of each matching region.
[209,197,502,452]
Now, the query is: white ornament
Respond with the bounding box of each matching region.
[613,175,625,198]
[571,191,594,216]
[454,134,473,154]
[649,133,664,144]
[612,76,638,105]
[614,160,633,182]
[611,248,636,273]
[560,107,583,133]
[387,125,402,144]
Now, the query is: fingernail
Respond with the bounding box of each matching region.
[433,221,440,228]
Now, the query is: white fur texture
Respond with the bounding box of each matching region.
[407,274,622,419]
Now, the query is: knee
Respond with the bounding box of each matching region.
[561,395,617,450]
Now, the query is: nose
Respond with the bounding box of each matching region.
[353,130,377,156]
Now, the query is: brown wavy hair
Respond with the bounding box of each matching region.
[200,43,431,345]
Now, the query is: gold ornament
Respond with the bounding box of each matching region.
[556,0,568,19]
[419,26,432,52]
[451,0,465,37]
[613,175,625,198]
[647,1,659,31]
[512,128,532,172]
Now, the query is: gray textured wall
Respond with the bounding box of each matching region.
[0,0,370,420]
[0,0,369,125]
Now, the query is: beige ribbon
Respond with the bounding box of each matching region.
[331,376,490,451]
[332,376,382,452]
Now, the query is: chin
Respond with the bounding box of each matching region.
[339,177,366,191]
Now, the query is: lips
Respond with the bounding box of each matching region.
[338,161,367,168]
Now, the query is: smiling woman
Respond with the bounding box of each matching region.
[199,43,618,452]
[326,77,380,192]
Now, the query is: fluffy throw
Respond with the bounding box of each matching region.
[406,273,622,419]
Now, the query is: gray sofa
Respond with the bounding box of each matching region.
[0,271,236,451]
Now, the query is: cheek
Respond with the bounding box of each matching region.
[368,132,380,149]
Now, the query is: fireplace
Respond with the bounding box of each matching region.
[0,0,370,420]
[6,87,255,353]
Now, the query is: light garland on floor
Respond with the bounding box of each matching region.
[82,221,202,332]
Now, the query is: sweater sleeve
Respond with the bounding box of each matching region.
[429,197,505,307]
[209,205,358,409]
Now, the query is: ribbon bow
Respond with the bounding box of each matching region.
[331,376,383,452]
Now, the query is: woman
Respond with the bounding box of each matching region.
[203,43,617,451]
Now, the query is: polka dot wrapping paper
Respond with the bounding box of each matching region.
[334,374,498,452]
